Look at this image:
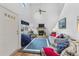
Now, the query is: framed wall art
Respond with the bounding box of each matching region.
[58,17,66,29]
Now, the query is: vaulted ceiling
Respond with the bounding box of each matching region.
[0,3,65,33]
[28,3,64,32]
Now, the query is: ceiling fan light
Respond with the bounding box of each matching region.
[22,3,26,7]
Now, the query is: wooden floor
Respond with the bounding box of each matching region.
[11,49,41,56]
[14,52,40,56]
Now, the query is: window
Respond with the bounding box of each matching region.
[77,19,79,32]
[77,16,79,32]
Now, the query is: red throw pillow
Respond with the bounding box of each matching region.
[51,33,56,37]
[56,34,64,38]
[43,47,60,56]
[56,36,60,38]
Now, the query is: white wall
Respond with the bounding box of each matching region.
[0,5,19,55]
[54,3,79,39]
[0,3,31,56]
[44,3,64,34]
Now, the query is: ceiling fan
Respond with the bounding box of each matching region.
[38,9,46,14]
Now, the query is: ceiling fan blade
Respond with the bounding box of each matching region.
[42,11,46,12]
[38,9,46,14]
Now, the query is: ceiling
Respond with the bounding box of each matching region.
[28,3,65,31]
[0,3,65,33]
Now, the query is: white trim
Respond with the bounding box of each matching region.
[0,4,18,15]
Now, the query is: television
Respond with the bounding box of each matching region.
[39,24,44,28]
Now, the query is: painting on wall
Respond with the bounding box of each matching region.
[58,17,66,29]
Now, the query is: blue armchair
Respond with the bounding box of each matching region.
[21,34,31,47]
